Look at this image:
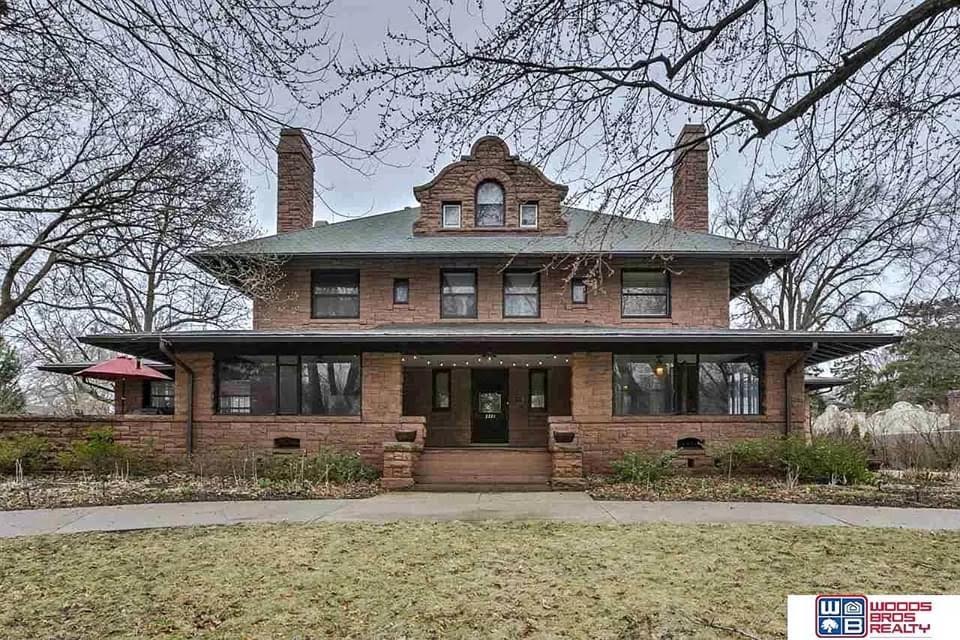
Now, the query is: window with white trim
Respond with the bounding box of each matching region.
[442,203,461,228]
[520,202,539,228]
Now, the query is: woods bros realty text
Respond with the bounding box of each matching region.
[788,595,960,639]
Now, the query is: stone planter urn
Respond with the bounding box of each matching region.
[394,429,418,443]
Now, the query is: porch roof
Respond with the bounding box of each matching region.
[79,324,899,366]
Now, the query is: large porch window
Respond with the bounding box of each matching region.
[613,353,761,416]
[217,355,360,416]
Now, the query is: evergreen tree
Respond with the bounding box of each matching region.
[0,339,26,414]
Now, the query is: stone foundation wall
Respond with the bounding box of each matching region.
[0,416,181,455]
[0,415,427,470]
[550,415,795,475]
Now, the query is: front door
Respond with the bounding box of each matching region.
[471,369,509,444]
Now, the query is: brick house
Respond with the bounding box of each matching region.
[52,126,896,488]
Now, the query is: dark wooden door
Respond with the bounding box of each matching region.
[471,368,509,444]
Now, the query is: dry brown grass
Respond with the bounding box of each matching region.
[1,522,958,639]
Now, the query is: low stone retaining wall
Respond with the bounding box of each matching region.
[549,415,793,475]
[0,415,428,471]
[0,415,180,453]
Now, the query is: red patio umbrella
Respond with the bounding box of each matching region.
[75,356,172,414]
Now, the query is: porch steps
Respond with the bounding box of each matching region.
[414,447,552,490]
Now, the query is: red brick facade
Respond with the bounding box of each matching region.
[254,258,730,329]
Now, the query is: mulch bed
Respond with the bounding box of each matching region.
[587,473,960,509]
[0,472,380,510]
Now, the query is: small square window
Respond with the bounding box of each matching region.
[520,202,538,228]
[393,278,410,305]
[442,203,461,228]
[571,278,588,304]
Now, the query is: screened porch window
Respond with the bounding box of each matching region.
[613,354,761,416]
[145,380,175,414]
[311,270,360,318]
[217,355,360,416]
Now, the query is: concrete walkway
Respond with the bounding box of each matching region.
[2,493,959,538]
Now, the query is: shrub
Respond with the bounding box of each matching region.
[58,427,132,478]
[0,434,51,475]
[713,436,872,485]
[610,451,677,486]
[711,438,782,475]
[260,448,379,484]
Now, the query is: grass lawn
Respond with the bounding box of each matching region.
[1,523,957,639]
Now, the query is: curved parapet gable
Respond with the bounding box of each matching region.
[412,136,569,235]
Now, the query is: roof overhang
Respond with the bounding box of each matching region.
[37,361,174,375]
[80,325,898,367]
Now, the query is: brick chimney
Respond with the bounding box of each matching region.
[672,124,709,232]
[276,128,314,233]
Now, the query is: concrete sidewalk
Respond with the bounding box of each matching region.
[2,492,959,538]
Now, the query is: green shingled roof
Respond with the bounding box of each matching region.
[194,207,793,259]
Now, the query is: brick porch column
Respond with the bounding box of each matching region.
[381,441,423,490]
[548,416,585,489]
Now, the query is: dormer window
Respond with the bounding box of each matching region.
[442,203,461,228]
[520,202,539,228]
[475,181,505,227]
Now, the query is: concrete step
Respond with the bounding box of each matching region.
[412,482,552,492]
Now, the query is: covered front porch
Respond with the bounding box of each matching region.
[401,353,571,449]
[75,325,898,489]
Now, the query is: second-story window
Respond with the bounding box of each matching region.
[311,270,360,318]
[475,181,505,226]
[441,270,477,318]
[520,202,539,228]
[442,202,461,228]
[503,271,540,317]
[621,270,670,317]
[571,277,588,304]
[393,278,410,304]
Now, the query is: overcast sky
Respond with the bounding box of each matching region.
[247,0,768,235]
[248,0,443,232]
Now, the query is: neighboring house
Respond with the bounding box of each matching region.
[47,126,897,488]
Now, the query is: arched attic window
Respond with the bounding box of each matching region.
[475,180,505,227]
